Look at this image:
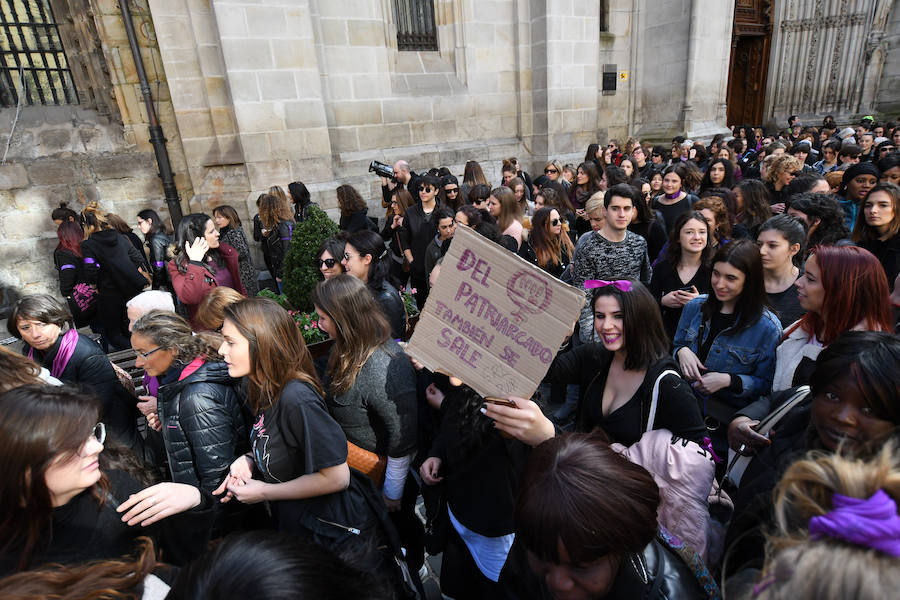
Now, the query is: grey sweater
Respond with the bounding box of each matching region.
[572,229,652,342]
[325,340,418,458]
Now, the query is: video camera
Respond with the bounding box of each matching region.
[369,160,394,180]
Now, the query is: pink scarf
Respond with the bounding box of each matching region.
[29,328,79,378]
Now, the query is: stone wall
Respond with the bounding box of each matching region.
[875,1,900,116]
[0,0,192,297]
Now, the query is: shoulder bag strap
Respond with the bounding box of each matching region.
[646,369,681,433]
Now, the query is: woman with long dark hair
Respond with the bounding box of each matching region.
[698,157,735,195]
[0,385,214,576]
[337,184,375,233]
[214,298,404,590]
[627,182,667,263]
[853,182,900,290]
[836,162,879,230]
[80,202,150,350]
[168,213,245,328]
[213,205,259,297]
[340,230,407,339]
[731,179,772,239]
[136,209,172,291]
[312,275,422,571]
[652,163,698,234]
[569,161,603,235]
[673,240,782,453]
[757,215,806,328]
[521,206,575,280]
[380,187,414,289]
[649,211,713,340]
[786,192,851,253]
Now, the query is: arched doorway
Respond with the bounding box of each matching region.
[726,0,772,127]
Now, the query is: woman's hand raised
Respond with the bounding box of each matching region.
[481,397,556,447]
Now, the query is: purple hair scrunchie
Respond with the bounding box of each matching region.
[808,489,900,557]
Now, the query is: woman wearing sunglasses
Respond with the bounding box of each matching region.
[0,385,215,576]
[340,230,407,340]
[520,206,574,280]
[316,236,347,280]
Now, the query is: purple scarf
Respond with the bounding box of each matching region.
[809,489,900,557]
[29,328,79,378]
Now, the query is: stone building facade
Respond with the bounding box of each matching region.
[1,0,897,300]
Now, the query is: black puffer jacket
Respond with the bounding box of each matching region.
[157,360,248,493]
[145,232,172,290]
[26,332,139,448]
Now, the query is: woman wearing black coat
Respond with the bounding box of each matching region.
[131,311,247,494]
[9,295,139,449]
[137,209,172,290]
[337,184,376,233]
[81,203,149,351]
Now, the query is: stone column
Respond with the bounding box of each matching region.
[209,0,332,204]
[681,0,733,138]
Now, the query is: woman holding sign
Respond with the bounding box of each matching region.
[485,281,705,447]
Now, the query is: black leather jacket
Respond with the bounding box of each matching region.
[145,232,172,290]
[157,360,248,493]
[371,279,407,340]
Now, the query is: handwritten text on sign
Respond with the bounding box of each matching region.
[406,225,584,400]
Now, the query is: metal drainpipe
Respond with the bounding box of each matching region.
[119,0,183,227]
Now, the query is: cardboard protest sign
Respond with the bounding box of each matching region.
[406,225,584,401]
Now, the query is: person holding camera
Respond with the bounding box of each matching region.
[378,159,420,219]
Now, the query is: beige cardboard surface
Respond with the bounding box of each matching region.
[406,225,584,400]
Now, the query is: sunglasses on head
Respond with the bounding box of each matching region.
[318,258,337,269]
[545,168,558,174]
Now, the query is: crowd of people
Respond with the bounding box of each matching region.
[3,114,900,599]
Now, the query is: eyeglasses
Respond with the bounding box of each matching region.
[136,347,163,360]
[343,252,360,262]
[544,168,558,174]
[421,186,436,193]
[445,188,459,194]
[607,144,616,148]
[550,218,560,226]
[318,258,337,269]
[78,422,106,456]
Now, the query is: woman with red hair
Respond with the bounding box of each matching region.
[772,244,893,391]
[54,221,90,327]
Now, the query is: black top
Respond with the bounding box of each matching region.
[428,391,530,536]
[699,312,737,363]
[339,210,376,234]
[0,469,214,576]
[859,234,900,290]
[399,202,441,280]
[768,283,805,328]
[250,380,353,529]
[629,219,668,264]
[81,229,148,299]
[652,195,696,234]
[545,344,706,445]
[123,230,149,269]
[371,280,408,340]
[648,260,712,341]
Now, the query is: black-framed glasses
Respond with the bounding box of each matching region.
[544,168,558,174]
[318,258,337,269]
[607,144,616,148]
[421,186,436,193]
[550,218,560,226]
[342,252,358,261]
[445,188,459,194]
[78,422,106,455]
[136,347,163,360]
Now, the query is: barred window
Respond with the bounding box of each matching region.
[393,0,438,51]
[0,0,77,107]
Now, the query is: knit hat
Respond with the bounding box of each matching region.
[838,162,880,196]
[838,127,857,140]
[442,174,459,187]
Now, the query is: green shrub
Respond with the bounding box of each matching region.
[282,206,339,311]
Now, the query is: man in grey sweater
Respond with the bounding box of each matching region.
[571,184,652,342]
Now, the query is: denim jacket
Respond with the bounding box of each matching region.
[672,295,782,405]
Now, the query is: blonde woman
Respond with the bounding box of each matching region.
[764,153,802,213]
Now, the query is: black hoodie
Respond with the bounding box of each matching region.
[81,229,148,298]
